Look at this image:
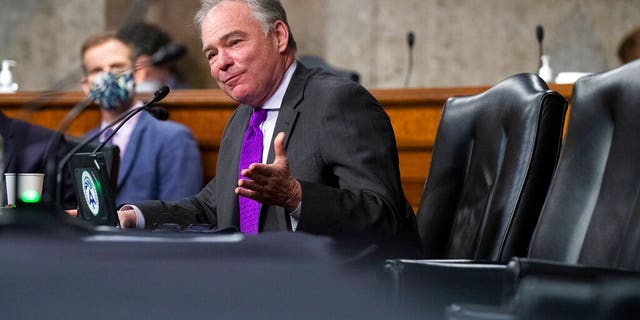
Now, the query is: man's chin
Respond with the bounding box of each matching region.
[226,87,251,104]
[222,85,261,107]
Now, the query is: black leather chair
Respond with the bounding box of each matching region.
[416,73,566,261]
[384,73,567,317]
[524,59,640,269]
[441,59,640,319]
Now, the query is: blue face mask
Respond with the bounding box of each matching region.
[88,71,135,111]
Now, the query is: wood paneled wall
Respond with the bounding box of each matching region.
[0,85,572,211]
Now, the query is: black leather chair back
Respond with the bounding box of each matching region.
[417,73,567,261]
[527,59,640,269]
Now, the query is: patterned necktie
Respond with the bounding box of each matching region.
[238,108,268,234]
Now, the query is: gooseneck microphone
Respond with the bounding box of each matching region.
[54,86,171,206]
[404,31,415,88]
[536,25,544,69]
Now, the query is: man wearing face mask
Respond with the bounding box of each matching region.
[80,31,203,205]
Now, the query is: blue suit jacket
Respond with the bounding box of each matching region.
[88,111,203,205]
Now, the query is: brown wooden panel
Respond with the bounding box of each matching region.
[166,108,234,145]
[387,107,440,147]
[398,150,431,180]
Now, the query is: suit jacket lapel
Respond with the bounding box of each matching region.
[117,112,148,187]
[263,63,310,230]
[267,63,309,163]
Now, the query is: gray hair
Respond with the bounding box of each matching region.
[194,0,297,51]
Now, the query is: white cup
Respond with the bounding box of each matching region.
[4,173,45,206]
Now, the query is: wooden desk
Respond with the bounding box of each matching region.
[0,85,572,211]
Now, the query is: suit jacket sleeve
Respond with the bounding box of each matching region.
[134,177,218,228]
[292,81,416,241]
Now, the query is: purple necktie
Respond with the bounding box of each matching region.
[238,108,268,234]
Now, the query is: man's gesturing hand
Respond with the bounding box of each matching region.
[236,132,302,212]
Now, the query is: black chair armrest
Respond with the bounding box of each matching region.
[504,257,640,299]
[384,259,510,318]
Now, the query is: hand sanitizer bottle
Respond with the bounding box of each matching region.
[0,60,19,93]
[538,55,553,83]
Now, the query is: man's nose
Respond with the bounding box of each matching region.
[216,50,233,71]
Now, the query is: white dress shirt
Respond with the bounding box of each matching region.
[100,102,142,158]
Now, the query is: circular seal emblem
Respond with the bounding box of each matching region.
[81,171,100,216]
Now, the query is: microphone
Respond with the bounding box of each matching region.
[407,31,415,49]
[404,31,415,88]
[536,25,544,69]
[150,43,187,66]
[55,86,171,206]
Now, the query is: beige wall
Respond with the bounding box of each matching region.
[1,0,639,91]
[284,0,640,88]
[0,0,104,91]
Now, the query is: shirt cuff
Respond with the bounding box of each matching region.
[289,202,301,231]
[120,204,146,229]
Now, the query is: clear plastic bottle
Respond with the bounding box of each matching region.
[0,60,19,93]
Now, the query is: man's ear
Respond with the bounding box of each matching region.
[273,20,289,53]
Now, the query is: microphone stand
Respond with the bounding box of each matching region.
[404,31,415,88]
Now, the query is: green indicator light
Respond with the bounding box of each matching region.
[20,190,41,203]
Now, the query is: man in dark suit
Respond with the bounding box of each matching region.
[0,110,76,208]
[118,0,417,243]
